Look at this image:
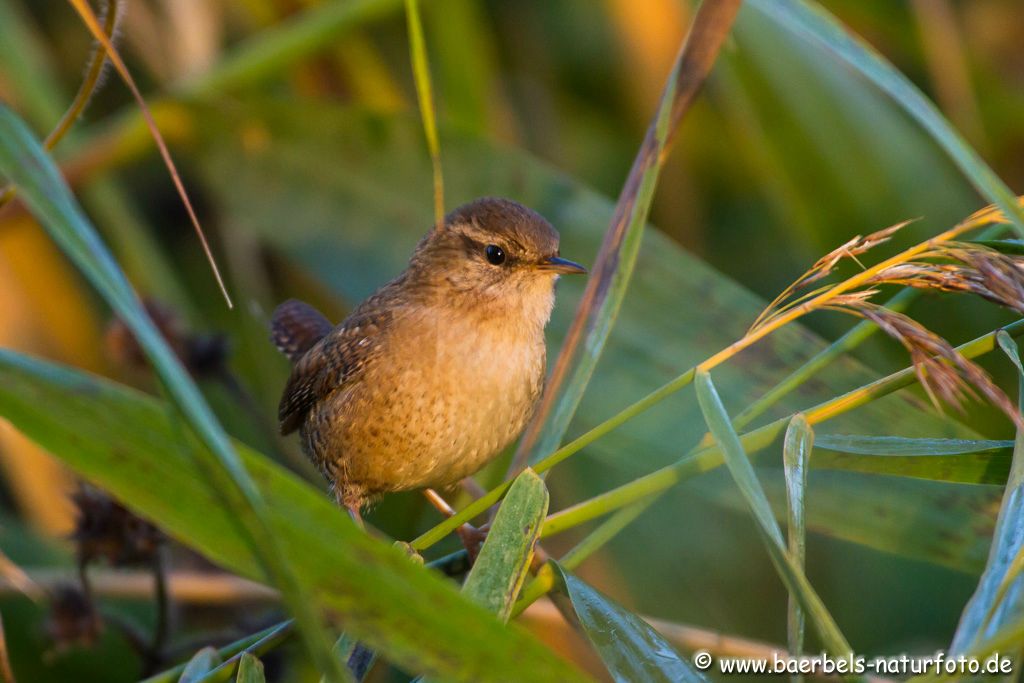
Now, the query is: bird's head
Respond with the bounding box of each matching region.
[408,197,586,323]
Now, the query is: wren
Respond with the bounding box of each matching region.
[271,197,585,520]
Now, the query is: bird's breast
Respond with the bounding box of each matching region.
[332,307,546,492]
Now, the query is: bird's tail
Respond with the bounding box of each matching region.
[270,299,333,363]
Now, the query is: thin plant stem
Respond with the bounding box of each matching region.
[403,0,444,231]
[150,546,170,662]
[65,0,232,308]
[0,0,120,209]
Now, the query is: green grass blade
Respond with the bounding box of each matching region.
[783,415,812,681]
[814,435,1014,456]
[142,621,294,683]
[695,370,854,661]
[234,654,266,683]
[180,648,222,683]
[949,332,1024,656]
[403,0,444,230]
[551,563,707,683]
[811,435,1014,486]
[0,103,347,683]
[462,469,548,621]
[749,0,1024,238]
[809,451,1010,486]
[0,350,586,682]
[512,0,743,469]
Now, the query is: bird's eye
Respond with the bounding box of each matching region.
[485,244,506,265]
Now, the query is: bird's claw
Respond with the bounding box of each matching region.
[456,523,490,564]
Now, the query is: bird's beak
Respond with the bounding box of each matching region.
[537,255,587,275]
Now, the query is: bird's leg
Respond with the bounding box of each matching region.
[347,505,364,530]
[423,488,488,562]
[334,488,365,530]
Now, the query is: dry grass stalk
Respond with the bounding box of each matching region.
[751,205,1024,429]
[750,222,912,333]
[830,302,1023,429]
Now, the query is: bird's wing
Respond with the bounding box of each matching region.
[277,308,391,435]
[270,299,334,363]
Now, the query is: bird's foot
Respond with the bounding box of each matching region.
[456,522,490,564]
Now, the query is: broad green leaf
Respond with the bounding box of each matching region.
[695,370,852,659]
[235,654,265,683]
[551,563,706,683]
[180,648,222,683]
[0,104,346,682]
[783,415,812,680]
[0,350,587,683]
[748,0,1024,239]
[950,333,1024,656]
[462,469,549,620]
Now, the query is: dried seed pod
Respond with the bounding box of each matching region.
[839,302,1024,429]
[71,485,162,568]
[45,584,102,652]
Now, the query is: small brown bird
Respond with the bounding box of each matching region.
[271,197,585,522]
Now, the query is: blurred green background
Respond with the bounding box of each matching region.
[2,0,1024,680]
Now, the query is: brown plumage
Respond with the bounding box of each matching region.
[271,197,585,513]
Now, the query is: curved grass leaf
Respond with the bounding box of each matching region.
[812,435,1013,486]
[0,350,587,683]
[551,563,706,683]
[810,452,1010,486]
[950,333,1024,656]
[142,622,294,683]
[180,648,222,683]
[783,416,812,680]
[234,654,265,683]
[462,469,548,620]
[695,370,853,660]
[0,103,345,682]
[815,435,1014,456]
[195,623,305,683]
[749,0,1024,239]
